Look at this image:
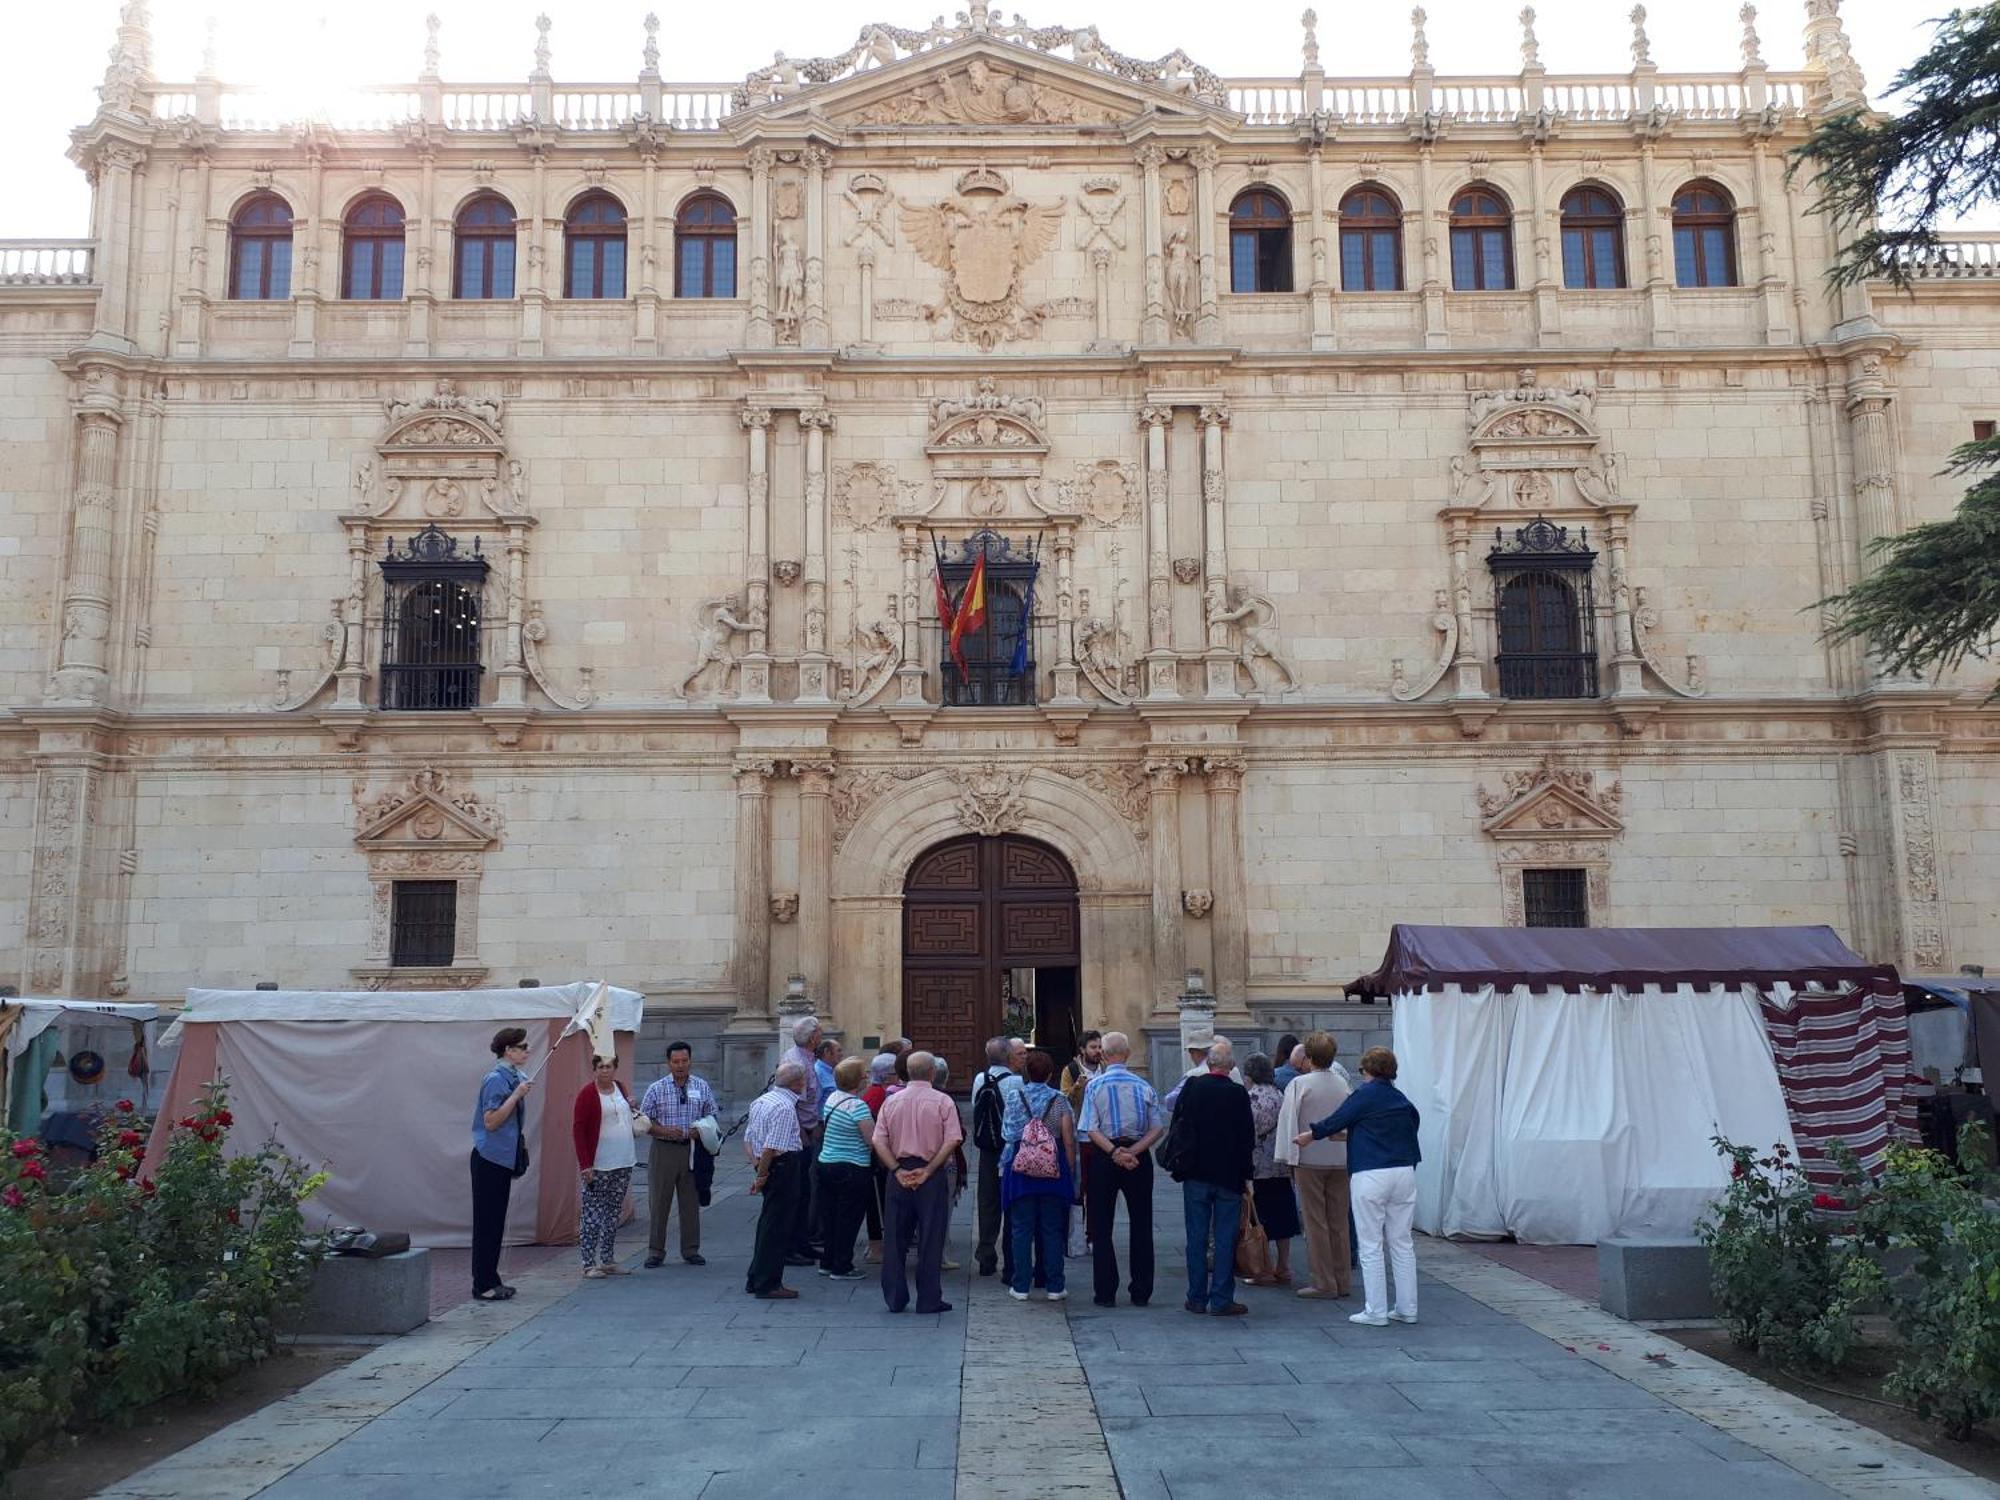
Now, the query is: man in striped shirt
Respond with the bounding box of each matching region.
[743,1062,808,1300]
[1078,1031,1163,1309]
[637,1042,715,1268]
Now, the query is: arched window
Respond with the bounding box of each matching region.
[675,192,737,298]
[1339,187,1403,291]
[341,194,406,300]
[452,193,516,300]
[228,193,293,300]
[564,192,627,299]
[1672,180,1738,287]
[1559,185,1626,289]
[1229,188,1293,294]
[1488,517,1599,700]
[1449,185,1514,291]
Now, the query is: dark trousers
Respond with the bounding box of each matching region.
[1086,1145,1154,1306]
[468,1148,514,1294]
[866,1161,884,1243]
[647,1137,700,1257]
[746,1151,803,1295]
[1183,1180,1243,1311]
[789,1126,821,1256]
[882,1156,951,1313]
[975,1145,1010,1276]
[816,1159,872,1274]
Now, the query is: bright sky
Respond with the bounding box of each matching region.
[0,0,1934,238]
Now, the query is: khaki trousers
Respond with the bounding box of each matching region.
[1293,1163,1353,1296]
[647,1136,700,1257]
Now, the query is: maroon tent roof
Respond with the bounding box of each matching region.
[1348,924,1899,999]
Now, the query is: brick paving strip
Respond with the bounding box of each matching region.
[956,1269,1119,1498]
[1420,1238,1991,1500]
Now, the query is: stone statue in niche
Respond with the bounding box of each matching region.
[774,228,804,334]
[1165,230,1195,334]
[678,595,756,699]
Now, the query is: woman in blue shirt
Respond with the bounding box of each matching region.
[471,1027,534,1301]
[1294,1045,1420,1328]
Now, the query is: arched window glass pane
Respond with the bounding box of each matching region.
[565,194,628,298]
[454,195,517,299]
[675,193,738,298]
[1559,186,1625,289]
[1670,181,1737,286]
[1449,188,1514,291]
[1338,188,1402,292]
[229,194,294,300]
[1228,189,1293,294]
[341,196,406,300]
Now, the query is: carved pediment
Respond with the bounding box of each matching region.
[381,412,503,452]
[737,34,1227,129]
[1478,755,1623,841]
[925,376,1048,454]
[355,766,503,850]
[1468,372,1598,445]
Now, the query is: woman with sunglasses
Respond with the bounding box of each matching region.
[470,1027,534,1301]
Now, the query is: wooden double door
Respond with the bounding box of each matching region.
[902,835,1080,1090]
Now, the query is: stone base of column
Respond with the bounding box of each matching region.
[1202,651,1240,700]
[1142,652,1181,701]
[797,653,835,704]
[736,653,773,704]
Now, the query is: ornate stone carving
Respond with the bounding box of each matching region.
[833,461,917,531]
[850,59,1125,125]
[1057,459,1139,527]
[829,764,928,851]
[772,559,802,587]
[848,608,902,707]
[522,601,596,710]
[1056,762,1150,837]
[1076,615,1133,706]
[1631,586,1706,698]
[901,185,1066,349]
[1164,230,1195,335]
[1468,371,1596,438]
[770,892,800,923]
[952,762,1028,836]
[927,377,1048,450]
[1477,754,1623,837]
[1172,558,1200,585]
[1894,752,1946,969]
[1182,888,1214,918]
[1206,584,1297,696]
[385,377,503,434]
[1390,588,1457,702]
[355,765,503,844]
[677,594,757,700]
[272,597,349,710]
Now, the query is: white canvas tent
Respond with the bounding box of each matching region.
[1353,925,1914,1245]
[2,998,172,1136]
[144,983,643,1247]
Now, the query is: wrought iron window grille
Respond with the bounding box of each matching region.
[1523,867,1590,928]
[377,524,490,711]
[1487,516,1599,700]
[934,529,1043,707]
[391,879,458,966]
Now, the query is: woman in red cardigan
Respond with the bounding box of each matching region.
[573,1054,638,1279]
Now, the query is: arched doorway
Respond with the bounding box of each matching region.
[902,834,1080,1089]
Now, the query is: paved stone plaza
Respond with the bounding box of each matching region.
[99,1156,1990,1500]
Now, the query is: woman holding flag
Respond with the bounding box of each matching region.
[470,1027,533,1301]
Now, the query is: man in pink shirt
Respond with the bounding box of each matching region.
[871,1050,962,1314]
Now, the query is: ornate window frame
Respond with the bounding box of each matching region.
[1477,754,1623,929]
[351,767,501,990]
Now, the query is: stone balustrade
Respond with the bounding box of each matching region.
[1899,234,2000,279]
[0,240,95,286]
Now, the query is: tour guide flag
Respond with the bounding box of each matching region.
[948,552,987,672]
[531,979,614,1078]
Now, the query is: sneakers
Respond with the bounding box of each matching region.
[1046,1289,1068,1301]
[1009,1289,1030,1301]
[826,1269,867,1281]
[1389,1310,1418,1324]
[1348,1311,1390,1327]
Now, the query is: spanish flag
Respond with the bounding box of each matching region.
[947,553,987,673]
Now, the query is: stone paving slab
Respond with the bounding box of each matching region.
[103,1152,1993,1500]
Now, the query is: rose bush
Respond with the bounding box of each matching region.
[0,1086,325,1478]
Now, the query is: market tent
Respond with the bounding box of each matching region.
[143,983,643,1248]
[1353,926,1915,1244]
[1,999,171,1136]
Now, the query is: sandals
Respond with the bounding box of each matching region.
[472,1285,517,1301]
[582,1267,606,1279]
[600,1264,632,1276]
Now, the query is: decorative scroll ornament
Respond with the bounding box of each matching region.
[829,764,928,851]
[901,183,1066,350]
[1056,761,1149,837]
[927,377,1049,450]
[1468,370,1595,439]
[272,597,350,710]
[523,601,597,710]
[385,377,503,434]
[730,7,1228,111]
[848,608,903,707]
[677,594,757,700]
[1631,586,1706,698]
[1075,615,1133,706]
[952,762,1028,836]
[1390,588,1456,702]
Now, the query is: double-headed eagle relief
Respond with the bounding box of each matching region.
[901,166,1065,349]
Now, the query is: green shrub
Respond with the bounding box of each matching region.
[0,1085,326,1478]
[1697,1137,1872,1371]
[1841,1124,2000,1440]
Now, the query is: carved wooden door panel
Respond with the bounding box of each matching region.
[903,834,1077,1089]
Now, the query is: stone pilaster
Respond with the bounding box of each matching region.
[1881,747,1949,973]
[1306,141,1334,350]
[1603,509,1644,698]
[746,146,774,348]
[798,408,835,702]
[1145,757,1189,1014]
[493,523,530,707]
[794,758,835,1002]
[23,762,103,996]
[1442,509,1488,699]
[1202,755,1250,1018]
[47,367,124,707]
[1192,144,1221,342]
[1199,403,1237,699]
[732,758,776,1018]
[1137,144,1167,345]
[1139,404,1178,700]
[1049,523,1081,703]
[801,144,829,347]
[739,404,773,702]
[82,140,145,352]
[895,522,929,704]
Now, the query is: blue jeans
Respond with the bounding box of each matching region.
[1183,1182,1242,1311]
[1010,1194,1067,1295]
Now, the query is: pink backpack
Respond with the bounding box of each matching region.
[1013,1105,1060,1179]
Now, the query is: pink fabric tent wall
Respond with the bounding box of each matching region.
[141,984,641,1247]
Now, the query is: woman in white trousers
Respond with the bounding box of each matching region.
[1294,1045,1422,1326]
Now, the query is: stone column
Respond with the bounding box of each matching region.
[895,522,928,703]
[1145,757,1189,1013]
[1050,522,1081,702]
[798,407,835,701]
[801,144,830,347]
[1602,509,1643,696]
[520,144,547,356]
[739,404,773,702]
[1417,145,1446,349]
[1089,247,1113,348]
[746,147,774,348]
[290,145,325,358]
[733,758,776,1017]
[794,758,834,1002]
[47,370,124,706]
[494,522,530,706]
[1528,144,1559,348]
[1882,747,1950,973]
[84,140,145,351]
[1307,142,1334,350]
[1442,509,1487,698]
[856,244,877,347]
[23,765,103,995]
[1138,144,1167,344]
[1202,755,1250,1018]
[405,144,437,356]
[1139,404,1178,699]
[634,142,660,354]
[333,520,370,709]
[1192,144,1221,342]
[1199,403,1239,699]
[175,150,217,358]
[1845,356,1900,580]
[1638,140,1674,346]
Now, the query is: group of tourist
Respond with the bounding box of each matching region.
[466,1017,1423,1326]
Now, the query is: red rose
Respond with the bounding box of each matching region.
[114,1165,132,1180]
[1812,1192,1844,1210]
[139,1178,157,1197]
[115,1099,135,1113]
[9,1140,40,1159]
[210,1110,234,1129]
[177,1116,197,1130]
[18,1161,46,1182]
[1730,1160,1746,1180]
[116,1130,143,1149]
[226,1207,241,1225]
[1,1186,21,1209]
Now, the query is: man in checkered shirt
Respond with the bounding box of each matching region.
[637,1042,716,1268]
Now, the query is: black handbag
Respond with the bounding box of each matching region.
[511,1128,531,1180]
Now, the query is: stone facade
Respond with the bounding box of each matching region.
[3,1,1996,1087]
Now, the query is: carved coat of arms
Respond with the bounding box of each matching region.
[901,182,1066,349]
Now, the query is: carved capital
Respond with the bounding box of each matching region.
[740,404,774,430]
[1198,402,1231,429]
[1138,404,1173,430]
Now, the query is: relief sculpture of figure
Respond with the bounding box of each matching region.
[848,611,902,706]
[1208,585,1297,695]
[1164,230,1195,334]
[679,596,756,699]
[774,229,804,329]
[1076,615,1133,705]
